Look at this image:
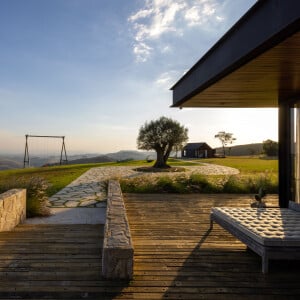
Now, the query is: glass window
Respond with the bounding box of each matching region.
[291,103,300,203]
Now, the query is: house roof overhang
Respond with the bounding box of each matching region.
[171,0,300,108]
[183,143,210,150]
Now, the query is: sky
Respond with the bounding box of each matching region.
[0,0,278,155]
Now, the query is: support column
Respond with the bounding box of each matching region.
[278,101,292,207]
[295,107,300,203]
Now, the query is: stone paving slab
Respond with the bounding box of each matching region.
[48,166,139,208]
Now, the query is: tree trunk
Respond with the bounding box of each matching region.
[164,145,172,162]
[154,148,169,168]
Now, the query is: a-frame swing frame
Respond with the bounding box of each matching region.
[23,134,68,168]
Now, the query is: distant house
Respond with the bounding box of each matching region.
[182,143,215,159]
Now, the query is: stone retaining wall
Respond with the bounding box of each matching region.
[0,189,26,231]
[102,180,134,280]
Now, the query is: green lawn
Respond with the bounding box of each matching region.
[0,160,150,196]
[167,158,201,166]
[199,157,278,174]
[0,157,278,197]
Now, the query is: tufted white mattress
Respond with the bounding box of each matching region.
[211,207,300,247]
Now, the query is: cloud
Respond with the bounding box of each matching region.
[129,0,185,39]
[160,45,171,53]
[155,70,180,89]
[128,0,223,62]
[128,9,153,22]
[133,42,153,62]
[184,2,217,26]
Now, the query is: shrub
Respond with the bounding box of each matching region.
[119,173,278,195]
[120,176,156,193]
[0,176,51,218]
[156,176,181,193]
[222,173,278,194]
[245,173,278,194]
[223,176,248,193]
[187,174,219,193]
[25,177,51,218]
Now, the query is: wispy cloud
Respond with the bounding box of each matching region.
[155,70,181,89]
[184,2,218,26]
[133,42,153,63]
[128,0,223,62]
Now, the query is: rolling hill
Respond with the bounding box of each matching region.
[0,150,156,170]
[0,159,23,170]
[215,143,264,156]
[0,144,266,171]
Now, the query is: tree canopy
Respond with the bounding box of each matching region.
[137,116,188,168]
[263,139,278,157]
[214,131,236,157]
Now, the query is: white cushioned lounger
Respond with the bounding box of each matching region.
[210,202,300,273]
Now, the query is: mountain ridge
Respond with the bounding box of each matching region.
[0,150,155,170]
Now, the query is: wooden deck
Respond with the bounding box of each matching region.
[124,194,300,300]
[0,224,105,299]
[0,194,300,299]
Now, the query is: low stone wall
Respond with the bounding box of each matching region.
[102,180,134,280]
[0,189,26,231]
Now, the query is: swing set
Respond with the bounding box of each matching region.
[23,135,68,168]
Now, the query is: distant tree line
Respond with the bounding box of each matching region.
[262,139,278,157]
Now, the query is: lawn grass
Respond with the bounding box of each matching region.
[0,160,150,196]
[167,158,201,166]
[199,157,278,174]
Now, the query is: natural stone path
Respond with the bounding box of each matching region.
[49,164,239,208]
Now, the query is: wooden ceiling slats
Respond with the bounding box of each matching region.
[182,32,300,108]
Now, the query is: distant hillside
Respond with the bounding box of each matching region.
[67,155,114,165]
[0,159,23,170]
[0,144,265,170]
[0,150,156,170]
[106,150,155,161]
[52,151,155,165]
[215,143,263,156]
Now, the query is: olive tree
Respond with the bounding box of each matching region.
[214,131,236,157]
[137,116,188,168]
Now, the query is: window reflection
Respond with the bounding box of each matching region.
[292,104,300,203]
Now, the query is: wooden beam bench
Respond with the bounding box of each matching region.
[210,202,300,273]
[102,180,134,280]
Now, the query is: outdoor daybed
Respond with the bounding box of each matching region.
[210,202,300,273]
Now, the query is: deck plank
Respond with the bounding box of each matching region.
[0,193,300,299]
[122,193,300,299]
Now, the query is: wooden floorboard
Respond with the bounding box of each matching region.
[0,224,112,299]
[1,194,300,299]
[121,193,300,300]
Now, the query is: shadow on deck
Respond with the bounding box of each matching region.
[124,193,300,299]
[1,194,300,299]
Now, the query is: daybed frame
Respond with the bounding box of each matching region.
[210,202,300,273]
